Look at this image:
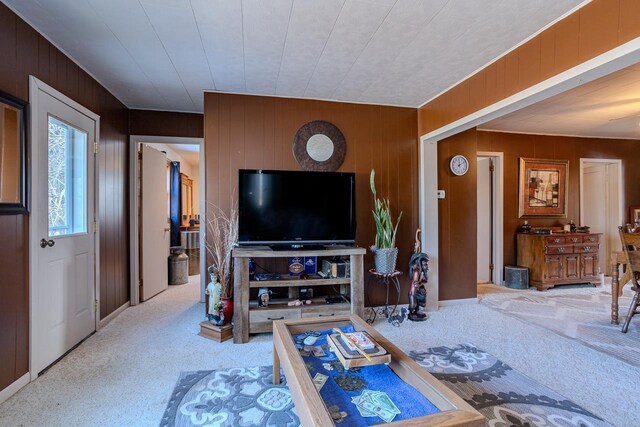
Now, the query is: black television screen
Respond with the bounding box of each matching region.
[238,169,356,245]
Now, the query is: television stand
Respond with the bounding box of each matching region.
[269,244,326,251]
[232,245,366,343]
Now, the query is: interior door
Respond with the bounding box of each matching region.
[582,165,606,274]
[477,157,492,283]
[140,144,170,301]
[33,89,96,374]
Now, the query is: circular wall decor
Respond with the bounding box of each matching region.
[293,120,346,172]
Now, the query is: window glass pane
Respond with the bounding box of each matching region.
[48,116,87,237]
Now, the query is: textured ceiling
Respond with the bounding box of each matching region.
[4,0,586,112]
[480,64,640,140]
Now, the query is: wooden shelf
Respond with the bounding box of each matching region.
[249,275,350,288]
[249,296,349,311]
[233,245,366,258]
[233,246,365,343]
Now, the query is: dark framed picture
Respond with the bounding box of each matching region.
[518,158,568,218]
[629,206,640,224]
[0,90,28,214]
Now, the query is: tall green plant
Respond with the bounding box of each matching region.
[370,169,402,249]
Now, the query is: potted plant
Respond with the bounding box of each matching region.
[369,169,402,273]
[204,200,238,324]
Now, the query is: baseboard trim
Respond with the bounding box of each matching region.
[439,297,479,307]
[0,373,30,404]
[99,301,130,329]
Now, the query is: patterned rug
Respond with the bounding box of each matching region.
[159,367,299,427]
[482,291,640,368]
[162,345,609,426]
[410,344,610,427]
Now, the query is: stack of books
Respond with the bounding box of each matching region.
[327,331,390,369]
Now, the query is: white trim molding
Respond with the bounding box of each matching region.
[129,135,206,306]
[420,137,439,311]
[421,36,640,142]
[0,373,30,404]
[477,151,505,286]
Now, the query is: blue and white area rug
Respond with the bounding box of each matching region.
[410,343,610,427]
[161,344,610,427]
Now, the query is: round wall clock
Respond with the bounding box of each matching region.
[293,120,346,172]
[450,155,469,176]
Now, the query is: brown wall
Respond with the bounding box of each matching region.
[0,3,129,390]
[129,109,203,138]
[477,131,640,267]
[204,93,418,305]
[418,0,640,135]
[438,129,478,301]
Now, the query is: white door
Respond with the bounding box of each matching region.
[477,157,491,283]
[140,144,170,301]
[582,165,606,275]
[32,86,97,374]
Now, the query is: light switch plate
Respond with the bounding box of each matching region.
[437,190,445,199]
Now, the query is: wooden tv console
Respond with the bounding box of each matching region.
[232,246,366,343]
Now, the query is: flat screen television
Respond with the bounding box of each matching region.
[238,169,356,246]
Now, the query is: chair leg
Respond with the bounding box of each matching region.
[621,291,640,333]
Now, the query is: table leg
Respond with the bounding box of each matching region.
[612,261,620,324]
[273,342,281,385]
[384,278,390,318]
[391,276,401,317]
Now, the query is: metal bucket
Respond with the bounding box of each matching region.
[169,246,189,285]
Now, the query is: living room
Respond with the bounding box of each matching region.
[0,1,639,426]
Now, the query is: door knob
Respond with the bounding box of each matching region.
[40,238,55,248]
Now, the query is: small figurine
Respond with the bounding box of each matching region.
[205,266,223,324]
[257,288,272,307]
[408,229,429,322]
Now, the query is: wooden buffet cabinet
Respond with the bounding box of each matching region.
[517,233,601,290]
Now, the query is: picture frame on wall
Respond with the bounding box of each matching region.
[629,206,640,224]
[518,158,569,218]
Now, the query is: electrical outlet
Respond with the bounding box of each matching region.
[437,190,446,199]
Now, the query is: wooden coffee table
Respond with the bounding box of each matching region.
[272,315,484,426]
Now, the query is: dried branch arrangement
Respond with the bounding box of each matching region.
[204,200,238,298]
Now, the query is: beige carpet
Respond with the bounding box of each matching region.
[0,277,638,426]
[482,287,640,368]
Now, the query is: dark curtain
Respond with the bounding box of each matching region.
[170,161,181,247]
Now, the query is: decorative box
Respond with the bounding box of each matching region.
[304,256,317,274]
[288,257,304,276]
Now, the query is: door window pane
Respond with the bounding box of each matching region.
[48,116,87,237]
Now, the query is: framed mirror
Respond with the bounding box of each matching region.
[0,91,28,214]
[293,120,346,172]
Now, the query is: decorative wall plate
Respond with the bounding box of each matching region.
[293,120,346,172]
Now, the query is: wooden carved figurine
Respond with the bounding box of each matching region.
[408,229,428,321]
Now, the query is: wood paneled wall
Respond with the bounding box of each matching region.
[204,93,418,305]
[477,131,640,267]
[129,109,203,138]
[418,0,640,136]
[0,3,129,391]
[437,129,478,301]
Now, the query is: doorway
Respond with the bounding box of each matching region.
[477,152,504,286]
[580,159,623,276]
[29,77,100,377]
[129,136,206,305]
